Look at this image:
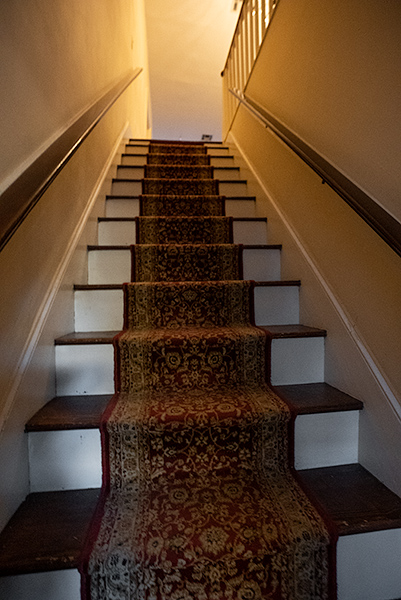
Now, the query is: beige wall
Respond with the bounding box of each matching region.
[225,0,401,494]
[0,0,150,529]
[145,0,239,141]
[246,0,401,224]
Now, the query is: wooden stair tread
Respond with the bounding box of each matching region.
[105,194,256,201]
[298,464,401,536]
[256,280,300,287]
[87,244,279,250]
[0,488,100,576]
[97,216,266,222]
[260,324,327,338]
[2,469,399,576]
[74,284,123,291]
[55,331,118,345]
[274,383,363,414]
[25,386,361,432]
[73,281,299,292]
[87,245,129,251]
[25,395,112,431]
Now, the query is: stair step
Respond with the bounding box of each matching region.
[274,382,363,414]
[55,332,117,396]
[55,331,118,344]
[74,280,300,331]
[111,178,248,197]
[77,280,294,330]
[2,466,401,599]
[116,165,241,181]
[299,464,401,599]
[87,244,282,285]
[0,488,100,576]
[97,216,267,245]
[25,395,112,431]
[54,324,326,395]
[26,396,108,491]
[121,154,235,168]
[26,384,359,433]
[104,194,257,218]
[25,383,357,491]
[260,325,327,386]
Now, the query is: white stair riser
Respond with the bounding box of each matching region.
[121,154,148,166]
[111,179,248,196]
[0,570,80,600]
[87,248,281,284]
[122,155,235,168]
[116,166,240,181]
[105,198,140,218]
[74,286,299,332]
[210,157,235,167]
[225,200,256,217]
[125,145,231,156]
[243,248,280,281]
[55,335,322,398]
[337,528,401,600]
[97,219,266,246]
[219,181,247,195]
[270,337,325,385]
[254,286,299,325]
[233,221,266,244]
[125,144,148,155]
[27,411,358,494]
[111,180,142,195]
[294,411,359,469]
[88,249,131,285]
[55,345,114,395]
[98,221,136,245]
[207,147,230,155]
[74,289,124,332]
[104,198,255,219]
[29,430,101,492]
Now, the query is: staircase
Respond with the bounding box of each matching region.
[1,140,401,599]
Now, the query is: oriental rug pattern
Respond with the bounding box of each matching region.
[82,142,330,600]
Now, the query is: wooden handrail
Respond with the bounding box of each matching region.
[230,88,401,258]
[0,68,142,252]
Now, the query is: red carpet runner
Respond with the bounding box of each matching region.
[81,142,330,599]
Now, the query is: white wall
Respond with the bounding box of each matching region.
[145,0,240,141]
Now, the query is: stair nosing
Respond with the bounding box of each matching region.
[25,395,113,432]
[55,331,119,345]
[0,488,101,576]
[74,284,123,291]
[87,244,280,250]
[74,281,300,292]
[98,216,265,222]
[297,463,401,536]
[260,325,327,338]
[273,382,363,415]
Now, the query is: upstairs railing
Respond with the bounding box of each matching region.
[222,0,279,136]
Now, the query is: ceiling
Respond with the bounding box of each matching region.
[144,0,241,141]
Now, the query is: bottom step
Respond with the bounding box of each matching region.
[1,467,401,599]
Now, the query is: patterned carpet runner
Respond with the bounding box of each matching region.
[82,142,330,599]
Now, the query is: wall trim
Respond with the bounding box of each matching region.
[0,122,129,435]
[231,130,401,424]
